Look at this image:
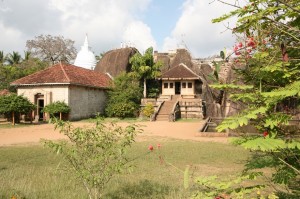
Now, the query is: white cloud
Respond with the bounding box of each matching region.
[49,0,153,54]
[0,0,153,55]
[0,23,24,54]
[0,0,240,58]
[162,0,237,58]
[122,21,157,53]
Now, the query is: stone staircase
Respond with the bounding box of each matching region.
[156,95,179,121]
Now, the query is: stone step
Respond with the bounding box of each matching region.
[156,114,169,121]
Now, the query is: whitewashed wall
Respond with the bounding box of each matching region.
[162,81,175,95]
[17,85,107,120]
[68,85,107,120]
[17,85,69,105]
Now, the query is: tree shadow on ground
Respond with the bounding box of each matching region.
[104,179,172,199]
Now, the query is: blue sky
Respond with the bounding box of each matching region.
[143,0,184,48]
[0,0,237,58]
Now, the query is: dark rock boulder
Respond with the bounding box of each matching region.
[94,47,138,77]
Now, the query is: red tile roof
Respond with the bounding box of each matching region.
[160,63,200,80]
[11,63,111,88]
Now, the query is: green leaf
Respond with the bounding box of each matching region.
[241,138,288,151]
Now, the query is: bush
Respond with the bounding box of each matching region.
[0,93,35,125]
[44,118,142,199]
[43,101,70,119]
[142,103,154,118]
[105,73,142,118]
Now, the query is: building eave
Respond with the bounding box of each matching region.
[11,82,109,90]
[157,77,200,80]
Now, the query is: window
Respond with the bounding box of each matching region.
[170,83,174,88]
[164,83,168,88]
[182,82,186,88]
[188,82,193,88]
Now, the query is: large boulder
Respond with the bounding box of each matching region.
[154,49,193,73]
[94,47,138,77]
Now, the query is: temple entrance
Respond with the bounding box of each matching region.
[38,99,44,120]
[175,82,181,94]
[35,93,44,121]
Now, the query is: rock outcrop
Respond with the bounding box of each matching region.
[94,47,138,77]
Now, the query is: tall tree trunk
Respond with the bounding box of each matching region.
[60,112,62,120]
[12,111,15,126]
[143,78,147,98]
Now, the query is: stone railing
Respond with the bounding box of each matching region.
[169,101,180,122]
[151,101,164,121]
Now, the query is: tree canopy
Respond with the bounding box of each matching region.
[0,94,35,125]
[0,51,47,91]
[26,34,77,65]
[129,47,162,98]
[105,73,142,118]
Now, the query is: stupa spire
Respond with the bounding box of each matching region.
[73,34,96,70]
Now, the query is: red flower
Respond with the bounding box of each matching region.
[263,131,269,137]
[238,42,243,48]
[235,51,241,56]
[157,143,161,148]
[148,145,154,151]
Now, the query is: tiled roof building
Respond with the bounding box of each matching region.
[12,63,110,88]
[11,63,111,121]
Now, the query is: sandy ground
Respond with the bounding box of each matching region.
[0,121,228,146]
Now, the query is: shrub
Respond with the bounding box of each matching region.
[105,73,142,118]
[44,118,142,199]
[0,93,35,125]
[43,101,70,120]
[142,103,155,119]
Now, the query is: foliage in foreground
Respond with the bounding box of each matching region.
[0,138,250,199]
[203,0,300,198]
[44,118,143,199]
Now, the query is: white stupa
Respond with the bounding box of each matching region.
[74,34,97,70]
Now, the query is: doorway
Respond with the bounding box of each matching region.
[175,82,181,94]
[35,93,44,121]
[38,99,44,120]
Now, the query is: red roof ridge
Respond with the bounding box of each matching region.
[60,62,70,82]
[11,63,111,88]
[179,63,200,77]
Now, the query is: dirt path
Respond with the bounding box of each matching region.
[0,121,228,146]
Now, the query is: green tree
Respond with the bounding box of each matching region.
[5,51,22,65]
[0,58,47,91]
[44,118,142,199]
[129,47,162,98]
[0,51,4,65]
[206,0,300,197]
[0,94,35,125]
[105,73,142,118]
[42,101,71,120]
[24,51,31,61]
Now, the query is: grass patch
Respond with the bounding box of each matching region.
[0,139,250,198]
